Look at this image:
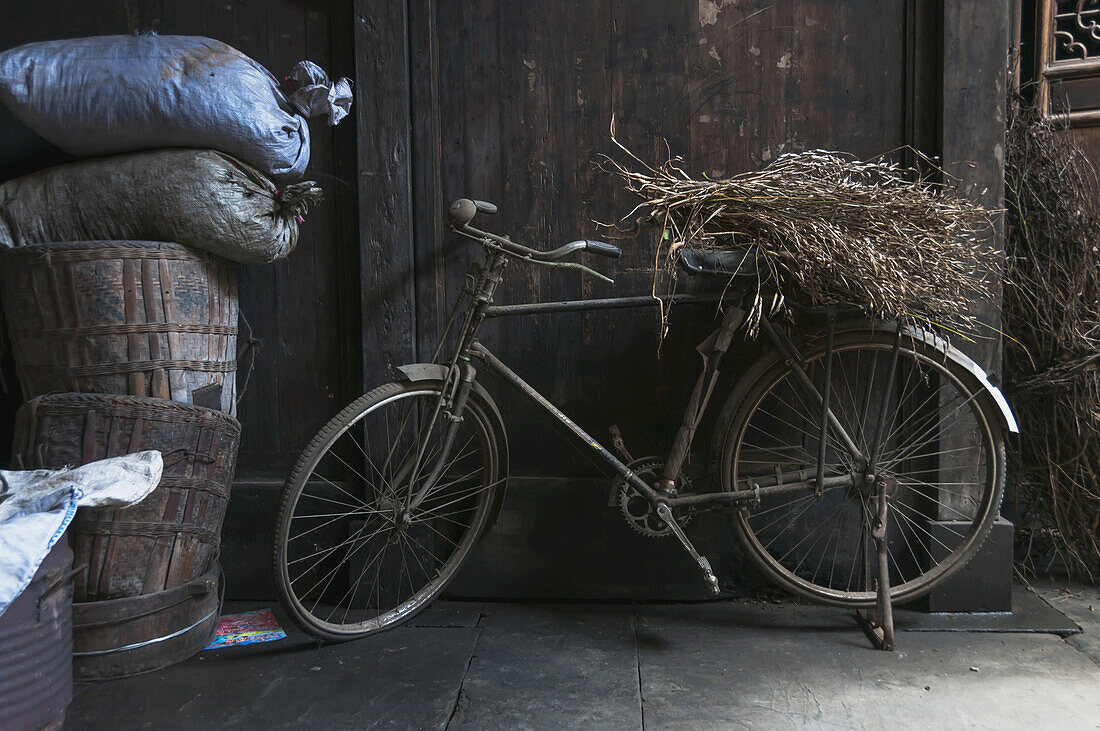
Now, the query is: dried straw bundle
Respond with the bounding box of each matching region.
[605,140,995,333]
[1004,90,1100,580]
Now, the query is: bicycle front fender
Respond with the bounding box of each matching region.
[394,362,511,528]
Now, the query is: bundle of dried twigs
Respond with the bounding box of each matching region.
[1005,90,1100,580]
[604,135,996,333]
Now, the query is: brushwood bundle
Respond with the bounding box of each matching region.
[1004,89,1100,580]
[606,141,996,333]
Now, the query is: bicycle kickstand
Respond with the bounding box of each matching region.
[855,482,896,651]
[655,503,720,595]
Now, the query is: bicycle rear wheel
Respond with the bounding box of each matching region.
[717,329,1006,607]
[273,380,501,641]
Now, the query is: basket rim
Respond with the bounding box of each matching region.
[0,241,221,263]
[20,392,241,431]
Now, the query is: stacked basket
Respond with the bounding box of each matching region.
[0,34,350,680]
[1,244,241,679]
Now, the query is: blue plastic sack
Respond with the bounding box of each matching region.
[0,34,352,182]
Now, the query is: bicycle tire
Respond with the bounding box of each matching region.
[714,329,1006,607]
[273,380,501,641]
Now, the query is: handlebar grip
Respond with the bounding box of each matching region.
[582,240,622,259]
[473,200,498,215]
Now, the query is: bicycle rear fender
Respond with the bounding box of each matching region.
[713,321,1019,462]
[395,363,511,528]
[895,324,1019,435]
[827,320,1018,436]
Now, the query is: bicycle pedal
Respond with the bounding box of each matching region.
[698,556,720,595]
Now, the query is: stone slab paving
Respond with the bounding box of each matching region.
[64,616,477,729]
[448,604,642,730]
[63,589,1100,729]
[636,601,1100,729]
[1035,580,1100,667]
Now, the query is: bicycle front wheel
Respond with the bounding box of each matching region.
[717,329,1006,607]
[273,380,502,641]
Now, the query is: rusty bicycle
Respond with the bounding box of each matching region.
[273,197,1017,642]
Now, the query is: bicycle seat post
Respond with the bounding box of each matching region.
[657,304,746,495]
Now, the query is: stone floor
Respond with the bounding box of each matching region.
[64,583,1100,730]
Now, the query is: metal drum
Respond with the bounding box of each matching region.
[0,539,74,730]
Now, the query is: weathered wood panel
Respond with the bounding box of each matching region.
[355,0,417,389]
[937,3,1009,522]
[943,2,1009,374]
[410,0,911,475]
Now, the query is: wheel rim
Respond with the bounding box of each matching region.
[727,338,1001,606]
[278,388,498,636]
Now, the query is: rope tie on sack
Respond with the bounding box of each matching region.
[274,183,323,224]
[284,60,354,126]
[235,310,262,408]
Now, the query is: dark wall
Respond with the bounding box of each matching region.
[0,1,1008,600]
[0,0,361,477]
[403,0,910,477]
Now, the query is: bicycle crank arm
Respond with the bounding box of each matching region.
[656,503,720,595]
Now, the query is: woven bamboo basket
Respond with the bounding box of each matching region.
[11,393,240,603]
[0,241,238,414]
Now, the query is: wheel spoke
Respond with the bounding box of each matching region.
[307,471,371,510]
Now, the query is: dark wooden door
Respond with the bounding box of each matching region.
[350,0,1008,598]
[0,0,1008,600]
[402,0,911,476]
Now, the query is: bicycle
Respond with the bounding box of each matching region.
[272,197,1018,642]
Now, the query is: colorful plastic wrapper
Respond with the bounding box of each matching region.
[205,609,286,650]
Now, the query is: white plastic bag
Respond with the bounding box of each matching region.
[0,452,163,616]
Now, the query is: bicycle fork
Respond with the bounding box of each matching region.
[397,361,479,514]
[395,253,508,514]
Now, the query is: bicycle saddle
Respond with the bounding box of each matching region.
[677,246,763,279]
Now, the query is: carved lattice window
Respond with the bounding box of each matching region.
[1038,0,1100,125]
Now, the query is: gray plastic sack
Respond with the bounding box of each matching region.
[0,34,352,182]
[0,149,323,264]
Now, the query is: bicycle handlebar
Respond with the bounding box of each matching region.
[446,197,621,263]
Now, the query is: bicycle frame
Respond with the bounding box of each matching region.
[405,245,870,517]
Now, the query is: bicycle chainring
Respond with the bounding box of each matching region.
[615,459,692,537]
